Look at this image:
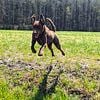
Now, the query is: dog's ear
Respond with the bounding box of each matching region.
[40,14,45,25]
[31,14,36,24]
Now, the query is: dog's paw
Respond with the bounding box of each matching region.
[32,50,37,53]
[52,54,55,57]
[62,52,65,56]
[38,53,43,56]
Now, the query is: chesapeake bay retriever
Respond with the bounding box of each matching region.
[31,14,65,56]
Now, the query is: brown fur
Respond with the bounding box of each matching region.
[31,14,65,56]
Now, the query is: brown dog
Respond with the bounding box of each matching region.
[31,14,65,56]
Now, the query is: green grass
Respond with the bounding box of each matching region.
[0,30,100,100]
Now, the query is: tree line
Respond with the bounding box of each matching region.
[0,0,100,31]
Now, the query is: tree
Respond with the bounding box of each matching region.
[0,0,99,31]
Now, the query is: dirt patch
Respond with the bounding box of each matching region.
[0,59,100,99]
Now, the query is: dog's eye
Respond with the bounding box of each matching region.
[33,26,40,30]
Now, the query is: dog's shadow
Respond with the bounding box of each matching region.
[33,65,63,100]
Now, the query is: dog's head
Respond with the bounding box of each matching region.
[31,14,45,38]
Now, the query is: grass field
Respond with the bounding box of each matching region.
[0,30,100,100]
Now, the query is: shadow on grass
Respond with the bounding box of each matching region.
[32,65,63,100]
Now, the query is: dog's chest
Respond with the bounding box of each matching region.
[36,35,46,45]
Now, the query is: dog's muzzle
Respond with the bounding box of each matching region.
[33,32,40,38]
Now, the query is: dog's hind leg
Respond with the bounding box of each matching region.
[48,43,55,56]
[53,37,65,56]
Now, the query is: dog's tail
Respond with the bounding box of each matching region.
[46,18,56,32]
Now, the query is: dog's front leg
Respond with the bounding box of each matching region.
[31,40,37,53]
[31,35,37,53]
[38,34,47,56]
[38,43,46,56]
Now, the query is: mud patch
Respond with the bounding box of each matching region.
[0,59,99,99]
